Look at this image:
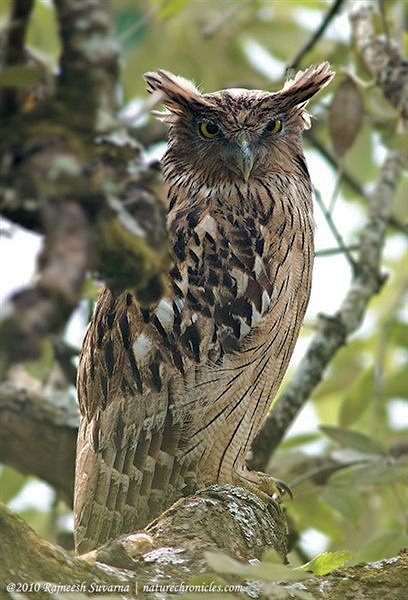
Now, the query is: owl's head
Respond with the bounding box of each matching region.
[144,64,334,185]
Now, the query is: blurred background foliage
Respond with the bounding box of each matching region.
[0,0,407,568]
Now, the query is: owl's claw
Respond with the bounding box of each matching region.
[271,478,293,500]
[231,468,292,505]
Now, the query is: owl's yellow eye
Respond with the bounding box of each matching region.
[265,118,283,134]
[199,121,220,139]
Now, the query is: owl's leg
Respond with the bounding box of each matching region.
[231,467,293,504]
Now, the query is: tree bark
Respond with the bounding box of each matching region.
[0,383,77,505]
[1,490,407,599]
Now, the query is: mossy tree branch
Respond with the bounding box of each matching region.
[1,494,407,599]
[0,382,77,505]
[0,0,168,369]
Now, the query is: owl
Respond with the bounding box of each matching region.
[74,64,334,554]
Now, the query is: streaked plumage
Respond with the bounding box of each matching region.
[74,64,334,553]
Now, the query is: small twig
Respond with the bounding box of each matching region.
[133,119,167,147]
[378,0,391,49]
[387,216,408,236]
[286,0,345,71]
[316,244,359,257]
[328,165,343,214]
[0,0,35,114]
[118,5,157,46]
[108,90,165,132]
[52,337,79,386]
[289,459,364,489]
[314,186,358,272]
[305,129,367,198]
[201,0,252,38]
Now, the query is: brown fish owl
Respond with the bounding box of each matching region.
[74,64,334,553]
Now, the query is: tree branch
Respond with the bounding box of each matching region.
[0,382,77,504]
[0,0,120,368]
[348,0,408,126]
[53,0,119,126]
[0,0,35,115]
[286,0,345,71]
[305,129,367,198]
[250,0,408,471]
[0,1,169,369]
[2,0,34,65]
[1,201,90,367]
[1,495,407,599]
[0,487,288,597]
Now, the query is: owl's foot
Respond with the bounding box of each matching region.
[231,467,293,504]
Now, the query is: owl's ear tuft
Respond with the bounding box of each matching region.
[271,62,334,130]
[144,70,209,122]
[278,62,335,111]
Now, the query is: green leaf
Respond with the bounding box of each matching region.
[329,458,408,487]
[157,0,190,20]
[115,5,148,53]
[321,486,362,527]
[279,432,321,450]
[382,130,408,153]
[389,321,408,349]
[339,368,374,427]
[344,121,377,186]
[205,552,306,582]
[26,338,54,382]
[312,337,369,401]
[384,367,408,400]
[0,0,12,17]
[26,0,60,62]
[357,529,408,564]
[0,467,28,503]
[290,491,344,540]
[320,425,386,456]
[262,549,284,564]
[0,64,43,87]
[82,278,102,301]
[297,551,353,576]
[392,176,408,222]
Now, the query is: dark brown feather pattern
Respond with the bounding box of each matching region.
[74,64,334,553]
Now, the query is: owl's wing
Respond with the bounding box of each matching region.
[74,288,192,553]
[74,202,272,553]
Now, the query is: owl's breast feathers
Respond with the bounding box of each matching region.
[167,182,275,361]
[165,174,313,364]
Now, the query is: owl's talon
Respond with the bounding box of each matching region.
[232,468,292,505]
[272,478,293,500]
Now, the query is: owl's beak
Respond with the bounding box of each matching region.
[236,140,254,182]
